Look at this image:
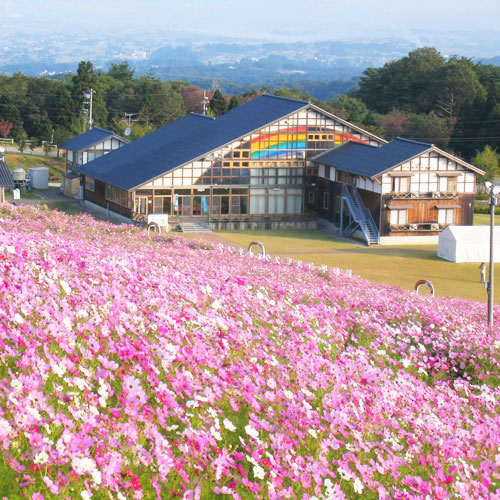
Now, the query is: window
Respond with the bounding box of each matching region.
[85,176,95,192]
[438,208,454,224]
[447,177,458,192]
[392,176,410,192]
[105,184,129,207]
[390,209,407,225]
[308,191,315,204]
[323,191,329,209]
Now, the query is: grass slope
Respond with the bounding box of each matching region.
[0,204,498,499]
[217,228,496,303]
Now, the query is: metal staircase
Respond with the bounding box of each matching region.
[340,184,379,245]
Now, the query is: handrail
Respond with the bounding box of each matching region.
[341,184,379,245]
[352,186,379,244]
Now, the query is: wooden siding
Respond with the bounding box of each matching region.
[380,194,474,236]
[84,179,132,217]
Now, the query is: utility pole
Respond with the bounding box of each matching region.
[124,113,138,127]
[201,90,209,115]
[83,88,96,130]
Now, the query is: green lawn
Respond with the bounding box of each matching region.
[474,213,491,225]
[42,201,84,215]
[216,228,495,303]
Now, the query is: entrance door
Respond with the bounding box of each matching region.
[193,195,210,216]
[137,196,149,215]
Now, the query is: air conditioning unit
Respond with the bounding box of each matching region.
[431,223,440,230]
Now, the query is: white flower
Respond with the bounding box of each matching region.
[337,467,352,481]
[92,469,102,485]
[253,464,265,479]
[60,280,72,295]
[353,477,364,494]
[117,493,126,500]
[308,429,318,439]
[210,426,222,441]
[402,358,411,368]
[14,313,24,324]
[283,390,294,399]
[81,490,92,500]
[245,425,259,439]
[267,378,276,389]
[34,451,48,464]
[223,418,236,432]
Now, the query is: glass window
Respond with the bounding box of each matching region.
[85,176,95,192]
[438,208,454,224]
[392,176,410,192]
[390,209,407,225]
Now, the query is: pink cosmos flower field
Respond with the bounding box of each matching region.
[0,204,499,500]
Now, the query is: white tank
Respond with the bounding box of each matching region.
[12,167,26,182]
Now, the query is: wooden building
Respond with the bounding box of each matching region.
[59,127,128,197]
[75,95,383,228]
[0,154,14,203]
[312,138,484,244]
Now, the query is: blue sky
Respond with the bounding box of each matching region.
[3,0,500,41]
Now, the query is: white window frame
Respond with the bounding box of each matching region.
[392,176,410,193]
[390,209,407,225]
[438,208,454,224]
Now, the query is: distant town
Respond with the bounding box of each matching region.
[0,28,499,99]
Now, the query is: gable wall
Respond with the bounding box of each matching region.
[381,151,476,194]
[138,106,383,190]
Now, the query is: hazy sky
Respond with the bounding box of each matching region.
[3,0,500,41]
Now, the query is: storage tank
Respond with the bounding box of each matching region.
[12,167,26,183]
[28,167,49,189]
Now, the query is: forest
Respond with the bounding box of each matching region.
[0,47,499,179]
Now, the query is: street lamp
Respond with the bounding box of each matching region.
[484,181,500,325]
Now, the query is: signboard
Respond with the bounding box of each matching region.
[147,214,169,229]
[173,193,179,212]
[201,196,209,214]
[12,189,20,200]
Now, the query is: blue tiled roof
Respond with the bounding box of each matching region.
[76,95,309,190]
[59,127,128,152]
[0,156,14,188]
[314,138,432,178]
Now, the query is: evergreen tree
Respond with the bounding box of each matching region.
[209,89,228,117]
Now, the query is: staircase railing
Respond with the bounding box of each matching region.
[351,186,379,244]
[340,184,379,245]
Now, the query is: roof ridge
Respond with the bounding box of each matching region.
[260,94,309,105]
[394,136,433,147]
[190,113,216,120]
[92,126,114,134]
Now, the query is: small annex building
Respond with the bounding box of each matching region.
[59,127,128,197]
[438,226,500,263]
[312,138,484,244]
[0,153,14,203]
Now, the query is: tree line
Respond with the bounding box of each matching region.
[0,61,188,148]
[0,49,499,181]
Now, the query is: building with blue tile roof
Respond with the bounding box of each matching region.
[70,95,483,243]
[312,138,484,244]
[75,94,383,227]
